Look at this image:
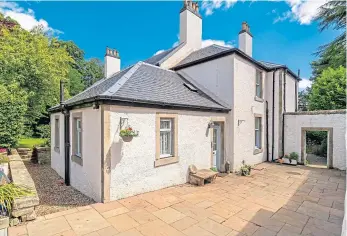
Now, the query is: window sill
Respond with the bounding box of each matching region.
[253,148,263,155]
[254,96,264,103]
[71,155,83,166]
[154,156,179,167]
[54,147,60,153]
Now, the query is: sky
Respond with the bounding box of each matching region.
[0,0,339,90]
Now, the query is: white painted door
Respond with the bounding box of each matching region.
[212,125,221,170]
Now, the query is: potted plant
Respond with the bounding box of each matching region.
[282,152,298,165]
[119,126,139,142]
[240,160,252,176]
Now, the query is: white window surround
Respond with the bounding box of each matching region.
[160,118,173,158]
[54,116,60,153]
[255,70,263,102]
[71,112,83,166]
[155,113,178,167]
[254,115,262,154]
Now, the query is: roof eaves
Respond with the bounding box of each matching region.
[172,48,300,80]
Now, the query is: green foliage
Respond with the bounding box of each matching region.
[312,0,346,79]
[289,152,298,161]
[240,160,252,176]
[17,138,46,148]
[306,131,327,145]
[119,126,139,137]
[0,184,34,212]
[83,58,104,87]
[210,167,218,172]
[0,22,72,131]
[308,67,346,110]
[0,83,28,148]
[298,88,310,111]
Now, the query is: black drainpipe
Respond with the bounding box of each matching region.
[282,69,287,157]
[266,101,269,162]
[271,69,277,162]
[60,81,70,186]
[295,69,300,111]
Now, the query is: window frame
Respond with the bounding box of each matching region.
[155,113,178,167]
[254,114,263,154]
[159,118,174,158]
[255,70,264,102]
[54,115,60,153]
[71,112,83,166]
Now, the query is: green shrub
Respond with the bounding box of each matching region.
[240,160,252,176]
[0,83,28,148]
[0,184,34,213]
[289,152,298,161]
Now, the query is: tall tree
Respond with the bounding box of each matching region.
[311,0,346,78]
[308,66,346,110]
[0,16,72,135]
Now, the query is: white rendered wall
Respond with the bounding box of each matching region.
[284,112,346,170]
[105,56,120,78]
[239,33,252,57]
[69,107,102,202]
[285,73,296,112]
[232,55,266,170]
[160,44,194,69]
[180,55,234,107]
[108,105,228,200]
[179,10,202,51]
[50,112,65,178]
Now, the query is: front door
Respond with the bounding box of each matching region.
[212,124,221,170]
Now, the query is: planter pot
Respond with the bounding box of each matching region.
[283,158,297,165]
[121,136,133,142]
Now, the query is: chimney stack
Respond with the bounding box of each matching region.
[238,22,253,57]
[179,0,202,51]
[104,47,120,78]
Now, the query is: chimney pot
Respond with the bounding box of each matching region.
[105,47,121,78]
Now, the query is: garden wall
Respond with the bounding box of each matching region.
[284,110,346,170]
[8,151,39,223]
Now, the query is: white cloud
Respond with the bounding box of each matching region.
[299,78,312,89]
[153,39,233,56]
[154,50,165,56]
[201,39,234,48]
[201,0,238,16]
[0,2,61,34]
[200,0,326,25]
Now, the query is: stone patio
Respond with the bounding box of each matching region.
[8,163,345,236]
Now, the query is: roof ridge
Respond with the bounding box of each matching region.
[211,44,232,50]
[141,61,176,73]
[258,60,284,66]
[101,62,143,96]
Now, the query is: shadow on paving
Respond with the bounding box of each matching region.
[23,160,94,216]
[220,163,345,236]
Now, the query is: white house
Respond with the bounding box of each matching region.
[49,1,301,202]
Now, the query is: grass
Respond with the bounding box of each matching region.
[17,138,46,148]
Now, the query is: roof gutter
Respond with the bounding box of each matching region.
[49,95,231,113]
[171,48,299,80]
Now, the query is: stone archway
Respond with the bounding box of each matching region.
[301,127,333,168]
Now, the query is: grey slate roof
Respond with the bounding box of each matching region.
[258,61,285,69]
[175,44,230,67]
[56,62,228,111]
[144,43,185,66]
[173,44,299,79]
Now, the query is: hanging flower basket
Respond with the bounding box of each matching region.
[120,126,139,142]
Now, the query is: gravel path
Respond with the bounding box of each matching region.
[24,160,94,216]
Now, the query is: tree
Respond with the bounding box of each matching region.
[298,88,310,111]
[308,66,346,110]
[0,83,28,148]
[312,0,346,78]
[83,58,104,87]
[0,17,72,134]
